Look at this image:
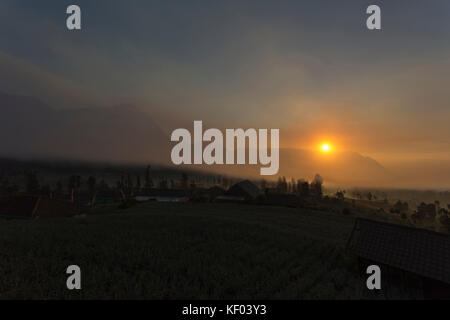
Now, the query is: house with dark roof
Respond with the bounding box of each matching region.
[0,196,81,219]
[225,180,260,201]
[207,186,226,200]
[347,218,450,299]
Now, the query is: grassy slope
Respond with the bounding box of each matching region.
[0,202,363,299]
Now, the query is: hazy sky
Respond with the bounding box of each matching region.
[1,0,450,168]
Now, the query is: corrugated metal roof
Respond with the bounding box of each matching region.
[348,218,450,284]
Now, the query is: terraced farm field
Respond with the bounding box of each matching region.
[0,202,365,299]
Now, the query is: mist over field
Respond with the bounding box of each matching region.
[1,91,449,189]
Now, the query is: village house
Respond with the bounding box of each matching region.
[215,180,260,202]
[0,195,81,219]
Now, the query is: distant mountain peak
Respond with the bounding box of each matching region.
[0,92,170,164]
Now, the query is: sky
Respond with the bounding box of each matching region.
[0,0,450,186]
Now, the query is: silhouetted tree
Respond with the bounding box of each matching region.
[352,190,363,200]
[25,171,40,194]
[435,200,440,211]
[87,176,96,194]
[55,180,63,198]
[181,173,189,190]
[392,200,409,214]
[136,175,141,191]
[126,173,133,195]
[68,175,82,203]
[277,176,288,193]
[222,176,229,188]
[260,179,267,192]
[41,185,51,197]
[297,179,309,197]
[159,179,168,189]
[290,178,296,194]
[335,190,346,201]
[310,174,323,198]
[145,165,153,189]
[88,176,98,207]
[98,179,109,192]
[0,172,17,196]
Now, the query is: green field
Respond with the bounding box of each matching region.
[0,202,366,299]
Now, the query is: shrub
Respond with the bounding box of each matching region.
[118,198,137,209]
[342,208,351,215]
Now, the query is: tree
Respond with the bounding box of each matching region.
[297,179,309,197]
[25,171,40,194]
[116,180,125,200]
[181,173,189,190]
[352,190,363,200]
[222,176,229,188]
[277,176,288,193]
[440,214,450,232]
[98,179,109,193]
[392,200,409,214]
[87,176,96,192]
[435,200,440,211]
[310,174,323,198]
[335,190,346,201]
[41,185,51,197]
[159,179,168,189]
[127,173,133,195]
[260,179,267,192]
[55,180,63,198]
[68,175,82,203]
[0,169,4,193]
[290,178,296,194]
[145,165,153,189]
[68,175,81,192]
[87,176,97,207]
[136,175,141,191]
[0,171,16,196]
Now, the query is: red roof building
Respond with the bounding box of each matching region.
[0,196,81,219]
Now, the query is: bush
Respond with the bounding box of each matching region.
[118,198,137,209]
[342,208,351,215]
[191,195,208,203]
[256,194,266,204]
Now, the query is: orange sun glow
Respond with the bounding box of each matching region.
[320,143,332,153]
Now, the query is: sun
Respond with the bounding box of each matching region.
[316,140,334,154]
[321,144,330,152]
